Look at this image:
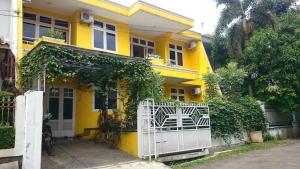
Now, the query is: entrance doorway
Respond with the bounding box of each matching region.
[47,87,75,137]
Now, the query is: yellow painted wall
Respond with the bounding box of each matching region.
[19,2,214,157]
[117,132,138,157]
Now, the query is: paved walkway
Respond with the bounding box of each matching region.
[192,140,300,169]
[41,139,169,169]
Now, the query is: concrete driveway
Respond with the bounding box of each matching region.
[41,139,169,169]
[192,140,300,169]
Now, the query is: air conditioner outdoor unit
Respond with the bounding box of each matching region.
[80,11,94,24]
[188,41,197,50]
[192,87,201,95]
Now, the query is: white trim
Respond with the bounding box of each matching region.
[130,36,155,58]
[23,12,70,43]
[169,43,184,66]
[92,83,119,113]
[47,85,76,137]
[92,20,118,53]
[171,87,185,101]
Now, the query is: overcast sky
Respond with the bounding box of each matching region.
[109,0,223,35]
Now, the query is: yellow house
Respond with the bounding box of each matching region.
[18,0,213,157]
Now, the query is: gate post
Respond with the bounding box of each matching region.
[22,91,44,169]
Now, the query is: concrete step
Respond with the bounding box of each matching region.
[157,149,209,162]
[0,161,19,169]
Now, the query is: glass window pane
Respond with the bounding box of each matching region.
[94,21,103,28]
[108,90,117,109]
[171,88,177,94]
[23,23,36,41]
[133,45,145,58]
[39,26,51,37]
[94,29,104,49]
[177,52,183,66]
[94,90,101,110]
[63,98,73,119]
[55,19,68,28]
[132,38,139,43]
[178,96,185,102]
[148,48,154,55]
[24,13,36,20]
[148,41,154,47]
[50,88,59,97]
[54,28,67,41]
[106,33,116,51]
[171,96,177,100]
[106,24,115,31]
[140,40,146,45]
[40,16,51,24]
[49,98,59,120]
[169,44,175,49]
[176,45,183,50]
[178,89,184,94]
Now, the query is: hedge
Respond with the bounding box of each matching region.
[0,126,15,149]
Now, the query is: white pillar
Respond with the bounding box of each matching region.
[22,91,43,169]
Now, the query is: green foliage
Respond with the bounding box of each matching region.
[238,97,267,131]
[211,35,229,69]
[215,0,294,59]
[242,11,300,114]
[217,62,248,101]
[20,45,165,131]
[45,30,66,40]
[0,91,14,98]
[0,126,15,149]
[203,72,220,100]
[209,99,243,143]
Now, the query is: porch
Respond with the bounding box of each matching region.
[41,138,169,169]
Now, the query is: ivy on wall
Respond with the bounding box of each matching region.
[20,45,165,132]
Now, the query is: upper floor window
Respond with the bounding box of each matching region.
[93,21,116,52]
[169,44,183,66]
[171,88,185,102]
[131,37,155,58]
[23,12,69,43]
[93,82,118,111]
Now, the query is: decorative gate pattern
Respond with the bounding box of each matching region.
[137,99,212,159]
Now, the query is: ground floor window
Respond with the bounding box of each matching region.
[93,83,118,111]
[171,88,185,102]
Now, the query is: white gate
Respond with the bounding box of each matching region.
[137,99,212,159]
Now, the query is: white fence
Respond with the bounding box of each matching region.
[137,99,212,159]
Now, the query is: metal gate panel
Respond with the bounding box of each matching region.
[137,99,212,159]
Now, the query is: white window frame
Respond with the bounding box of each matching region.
[92,21,118,53]
[170,87,185,101]
[23,12,70,43]
[130,37,155,58]
[169,44,184,66]
[92,84,119,112]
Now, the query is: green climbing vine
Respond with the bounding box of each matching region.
[20,45,165,136]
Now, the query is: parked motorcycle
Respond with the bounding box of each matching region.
[42,113,54,156]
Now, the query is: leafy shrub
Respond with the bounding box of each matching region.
[239,97,267,132]
[203,72,221,100]
[45,30,66,40]
[0,91,14,98]
[263,132,275,141]
[0,126,15,149]
[209,99,243,143]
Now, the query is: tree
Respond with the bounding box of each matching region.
[214,0,295,95]
[242,11,300,114]
[217,62,248,101]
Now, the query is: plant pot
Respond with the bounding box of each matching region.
[249,131,263,143]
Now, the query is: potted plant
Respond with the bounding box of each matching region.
[240,97,267,143]
[44,30,66,43]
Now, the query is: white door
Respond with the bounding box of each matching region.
[48,87,75,137]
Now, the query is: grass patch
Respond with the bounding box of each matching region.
[170,140,282,169]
